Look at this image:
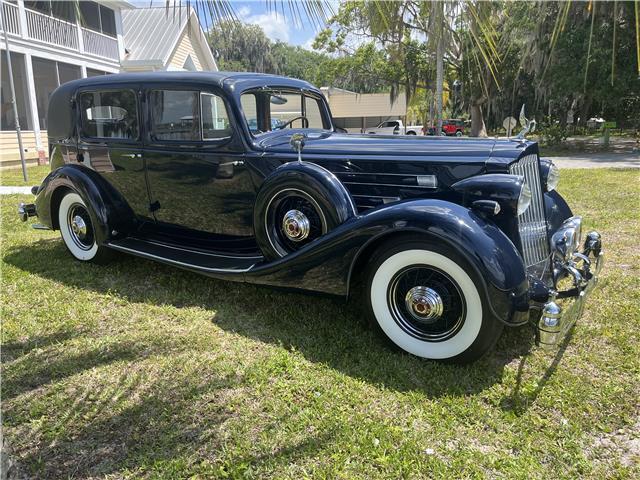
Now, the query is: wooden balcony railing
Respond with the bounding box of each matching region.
[25,7,79,50]
[82,28,119,61]
[1,1,20,35]
[0,1,120,62]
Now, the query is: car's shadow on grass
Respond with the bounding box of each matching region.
[4,239,536,399]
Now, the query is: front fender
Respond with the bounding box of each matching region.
[35,164,135,244]
[545,190,573,238]
[244,199,529,324]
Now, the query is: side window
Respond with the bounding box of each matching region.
[241,93,259,132]
[304,96,325,129]
[150,90,200,141]
[201,93,232,140]
[80,90,138,139]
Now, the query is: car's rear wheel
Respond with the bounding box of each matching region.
[406,130,417,135]
[365,238,502,363]
[456,130,463,137]
[58,191,111,263]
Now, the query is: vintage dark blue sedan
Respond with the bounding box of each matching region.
[18,72,603,363]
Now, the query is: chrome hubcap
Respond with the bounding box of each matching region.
[404,286,443,323]
[71,215,87,237]
[282,209,310,242]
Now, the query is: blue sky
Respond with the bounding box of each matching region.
[137,1,331,48]
[229,1,329,47]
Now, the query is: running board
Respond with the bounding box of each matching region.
[106,237,260,274]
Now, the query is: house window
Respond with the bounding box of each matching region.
[32,57,81,129]
[150,90,200,141]
[99,5,116,36]
[86,68,109,77]
[24,1,76,23]
[79,1,117,38]
[80,90,139,139]
[1,51,32,131]
[183,55,197,72]
[58,63,82,85]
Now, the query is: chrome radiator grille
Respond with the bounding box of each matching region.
[510,154,550,273]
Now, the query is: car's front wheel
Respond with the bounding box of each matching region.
[365,238,502,363]
[58,191,111,263]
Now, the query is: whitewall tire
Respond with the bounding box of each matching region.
[365,239,502,363]
[58,191,109,262]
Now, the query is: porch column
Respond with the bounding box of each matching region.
[114,9,125,63]
[81,64,87,78]
[76,21,85,53]
[23,52,44,160]
[16,0,27,37]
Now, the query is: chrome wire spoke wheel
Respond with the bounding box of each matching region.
[66,203,95,251]
[265,188,327,257]
[387,266,466,342]
[367,245,493,362]
[58,192,104,262]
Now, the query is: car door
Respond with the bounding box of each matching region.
[143,87,255,240]
[76,87,150,220]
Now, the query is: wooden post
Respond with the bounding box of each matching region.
[1,6,28,181]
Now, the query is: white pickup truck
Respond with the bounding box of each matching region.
[365,120,423,135]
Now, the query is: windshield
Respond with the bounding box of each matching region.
[240,89,330,135]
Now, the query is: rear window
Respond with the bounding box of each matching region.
[80,90,138,139]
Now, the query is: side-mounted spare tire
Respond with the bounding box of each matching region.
[254,161,357,260]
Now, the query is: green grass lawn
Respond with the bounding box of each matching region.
[1,165,51,187]
[2,169,639,479]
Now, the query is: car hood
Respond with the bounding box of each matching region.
[256,130,498,158]
[254,131,535,169]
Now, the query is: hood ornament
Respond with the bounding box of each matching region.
[516,105,536,139]
[290,133,306,163]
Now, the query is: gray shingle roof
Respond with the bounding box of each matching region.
[122,7,190,64]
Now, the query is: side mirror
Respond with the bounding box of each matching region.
[334,126,347,133]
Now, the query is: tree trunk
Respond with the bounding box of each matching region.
[578,96,593,126]
[470,98,487,137]
[435,29,444,132]
[434,1,444,133]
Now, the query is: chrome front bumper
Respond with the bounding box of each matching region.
[538,218,603,346]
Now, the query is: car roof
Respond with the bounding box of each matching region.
[58,71,317,93]
[47,71,322,141]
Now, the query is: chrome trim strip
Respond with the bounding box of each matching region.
[335,171,433,177]
[106,243,256,273]
[351,194,401,200]
[342,181,437,189]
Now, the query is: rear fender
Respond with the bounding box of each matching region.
[35,164,135,244]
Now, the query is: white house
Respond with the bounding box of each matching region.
[0,2,217,169]
[1,0,133,167]
[121,7,216,72]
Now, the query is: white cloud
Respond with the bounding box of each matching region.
[245,11,290,43]
[237,6,251,18]
[301,35,316,51]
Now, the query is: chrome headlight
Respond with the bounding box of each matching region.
[546,163,560,191]
[517,182,532,215]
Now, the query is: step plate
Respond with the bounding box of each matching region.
[107,237,260,274]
